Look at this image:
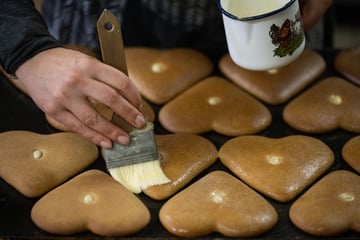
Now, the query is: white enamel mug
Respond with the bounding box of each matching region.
[218,0,305,71]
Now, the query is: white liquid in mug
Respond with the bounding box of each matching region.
[223,0,290,18]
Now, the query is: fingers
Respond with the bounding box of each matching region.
[300,0,333,31]
[72,54,146,129]
[57,76,144,148]
[15,48,146,148]
[91,62,143,110]
[54,51,146,145]
[66,90,145,144]
[51,108,116,149]
[76,65,145,130]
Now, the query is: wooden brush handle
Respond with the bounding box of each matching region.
[96,9,132,133]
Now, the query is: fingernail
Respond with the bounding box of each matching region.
[135,115,145,127]
[117,135,130,145]
[100,140,112,149]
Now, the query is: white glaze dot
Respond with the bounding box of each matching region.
[207,96,222,106]
[210,191,225,204]
[267,68,279,75]
[266,155,282,165]
[83,194,95,204]
[151,62,167,73]
[339,192,355,202]
[329,94,342,105]
[33,149,43,159]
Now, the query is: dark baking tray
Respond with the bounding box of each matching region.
[0,50,359,240]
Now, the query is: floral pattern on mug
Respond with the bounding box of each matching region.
[269,10,304,58]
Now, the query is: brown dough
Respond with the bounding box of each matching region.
[334,47,360,86]
[159,171,278,238]
[159,76,272,136]
[289,170,360,236]
[143,133,218,200]
[342,135,360,174]
[125,47,213,104]
[219,135,334,202]
[283,77,360,133]
[0,131,98,198]
[31,169,150,236]
[219,49,326,105]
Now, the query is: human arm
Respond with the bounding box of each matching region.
[300,0,333,31]
[0,0,61,74]
[0,0,145,148]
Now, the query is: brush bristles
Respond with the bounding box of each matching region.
[109,159,171,193]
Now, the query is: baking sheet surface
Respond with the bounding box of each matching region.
[0,50,359,239]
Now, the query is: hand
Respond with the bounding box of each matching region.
[15,47,145,148]
[300,0,333,31]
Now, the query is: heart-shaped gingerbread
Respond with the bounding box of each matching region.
[159,171,278,238]
[289,170,360,236]
[334,47,360,86]
[219,135,334,202]
[143,133,218,200]
[31,170,150,236]
[0,131,98,198]
[159,76,272,136]
[342,135,360,174]
[219,49,326,105]
[125,47,213,104]
[283,77,360,133]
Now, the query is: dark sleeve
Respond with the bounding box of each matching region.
[0,0,62,74]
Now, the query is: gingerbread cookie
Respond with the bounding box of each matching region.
[283,77,360,133]
[0,131,98,197]
[159,76,271,136]
[159,171,278,238]
[125,47,213,104]
[334,47,360,86]
[290,170,360,236]
[219,135,334,202]
[143,133,218,200]
[219,49,326,105]
[31,170,150,236]
[342,135,360,174]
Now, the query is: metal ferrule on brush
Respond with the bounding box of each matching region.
[104,122,159,169]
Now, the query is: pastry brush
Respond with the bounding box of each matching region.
[96,9,170,193]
